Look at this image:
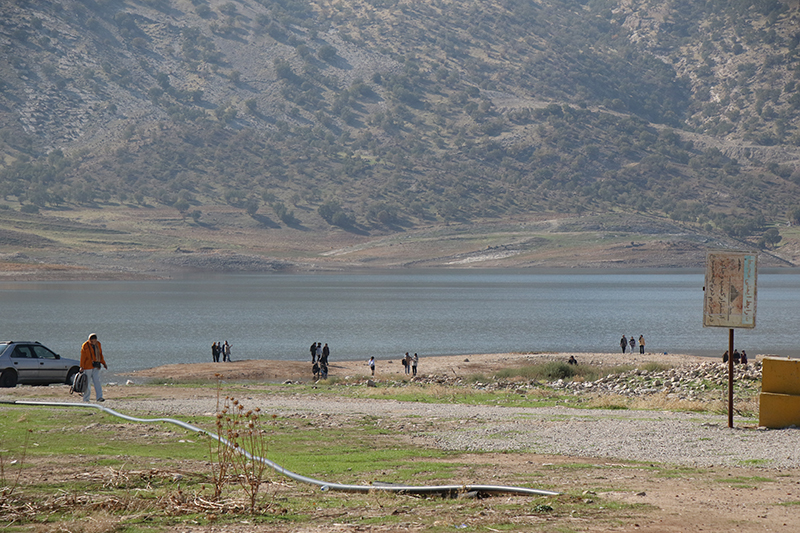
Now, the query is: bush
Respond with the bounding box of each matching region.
[495,361,576,381]
[318,45,336,63]
[318,200,353,227]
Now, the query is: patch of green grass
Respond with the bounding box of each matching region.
[652,466,705,478]
[495,361,582,381]
[0,406,209,464]
[641,362,672,373]
[541,462,619,471]
[716,475,775,488]
[737,458,772,467]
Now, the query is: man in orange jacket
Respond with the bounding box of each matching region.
[80,333,108,402]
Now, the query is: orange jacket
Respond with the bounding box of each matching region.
[80,340,106,370]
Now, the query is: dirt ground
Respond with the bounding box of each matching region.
[5,352,800,532]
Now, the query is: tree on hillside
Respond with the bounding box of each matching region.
[174,198,190,219]
[318,200,353,228]
[758,227,782,249]
[791,207,800,225]
[245,197,260,217]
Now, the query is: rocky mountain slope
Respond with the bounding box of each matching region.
[1,0,800,276]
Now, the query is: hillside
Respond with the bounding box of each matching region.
[1,0,800,276]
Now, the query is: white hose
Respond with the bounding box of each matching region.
[6,400,559,497]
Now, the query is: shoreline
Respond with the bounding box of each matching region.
[127,351,729,383]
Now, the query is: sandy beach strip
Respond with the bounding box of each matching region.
[128,351,720,382]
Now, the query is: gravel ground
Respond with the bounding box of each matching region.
[87,393,800,470]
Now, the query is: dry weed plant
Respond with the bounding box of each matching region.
[209,408,234,500]
[210,395,274,514]
[0,427,31,502]
[208,373,232,500]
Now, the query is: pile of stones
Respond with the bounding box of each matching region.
[549,361,762,400]
[389,361,762,402]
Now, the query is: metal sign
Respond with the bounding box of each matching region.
[703,250,757,328]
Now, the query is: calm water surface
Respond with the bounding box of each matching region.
[1,269,798,375]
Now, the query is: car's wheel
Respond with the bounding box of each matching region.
[66,366,80,385]
[0,369,18,388]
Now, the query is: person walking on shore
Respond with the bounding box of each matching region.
[638,335,645,354]
[629,336,636,354]
[412,353,418,376]
[620,335,628,354]
[212,342,219,362]
[322,343,330,365]
[223,341,231,362]
[310,342,317,363]
[368,356,375,376]
[80,333,107,403]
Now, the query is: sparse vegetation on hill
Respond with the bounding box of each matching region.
[1,0,799,273]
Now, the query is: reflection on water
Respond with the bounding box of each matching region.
[0,269,798,373]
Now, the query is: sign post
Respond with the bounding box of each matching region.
[703,250,758,428]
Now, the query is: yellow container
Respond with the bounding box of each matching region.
[759,393,800,429]
[759,357,800,428]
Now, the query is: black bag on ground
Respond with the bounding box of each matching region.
[70,371,87,394]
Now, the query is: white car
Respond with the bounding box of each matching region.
[0,341,81,388]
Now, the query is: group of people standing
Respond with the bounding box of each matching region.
[211,341,231,362]
[620,335,646,354]
[722,349,748,365]
[402,352,419,376]
[365,352,420,377]
[310,341,330,380]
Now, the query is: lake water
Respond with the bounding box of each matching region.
[1,269,798,375]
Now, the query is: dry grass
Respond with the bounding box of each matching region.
[30,511,123,533]
[585,392,760,416]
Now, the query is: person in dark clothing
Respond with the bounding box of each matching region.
[312,361,320,380]
[620,335,628,354]
[322,343,330,364]
[741,350,748,366]
[310,342,317,363]
[732,349,741,364]
[568,355,578,365]
[722,350,729,363]
[212,342,219,362]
